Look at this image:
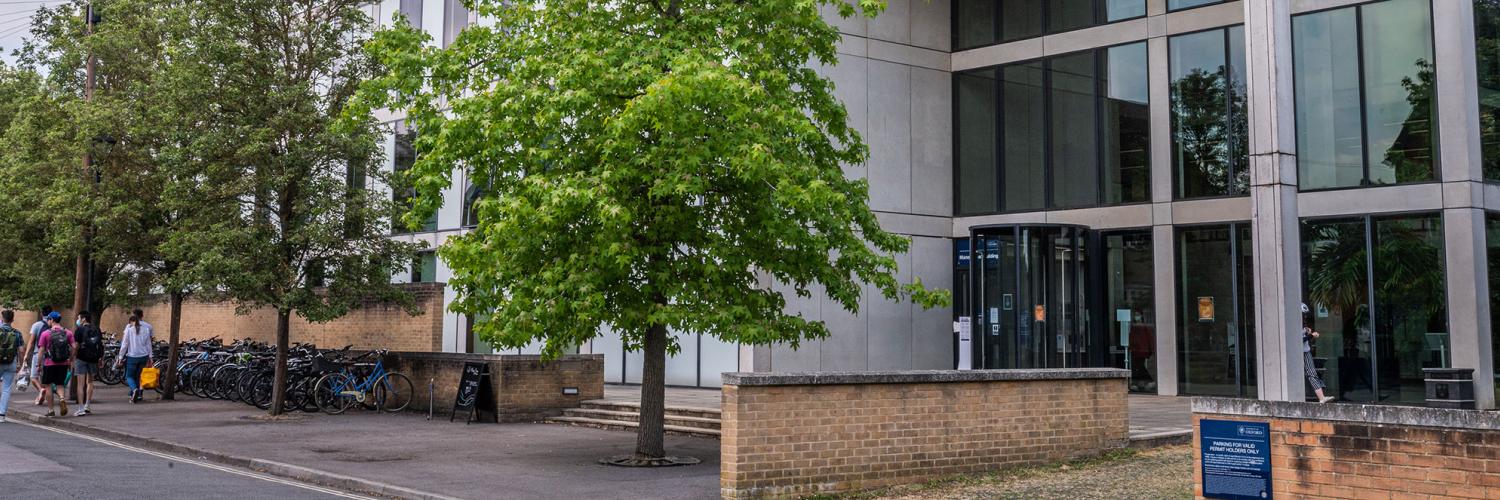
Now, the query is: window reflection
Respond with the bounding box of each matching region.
[953,0,1143,50]
[1169,26,1248,199]
[1177,223,1256,397]
[1474,0,1500,180]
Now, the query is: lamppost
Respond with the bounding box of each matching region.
[71,2,101,317]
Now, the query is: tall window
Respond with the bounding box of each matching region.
[411,252,438,283]
[952,0,1145,50]
[1476,0,1500,180]
[1293,0,1437,190]
[1487,214,1500,404]
[392,121,438,233]
[1177,223,1256,397]
[1168,0,1222,11]
[1303,214,1447,405]
[954,42,1150,215]
[1104,230,1156,392]
[443,0,469,47]
[399,0,423,26]
[1169,26,1248,199]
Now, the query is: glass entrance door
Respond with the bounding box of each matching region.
[971,225,1093,369]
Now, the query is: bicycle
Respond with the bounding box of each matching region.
[312,350,412,414]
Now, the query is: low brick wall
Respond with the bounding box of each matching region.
[385,352,603,422]
[1192,398,1500,499]
[9,283,447,353]
[720,369,1130,499]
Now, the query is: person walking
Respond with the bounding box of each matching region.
[1302,303,1335,404]
[72,311,103,416]
[117,312,153,403]
[36,312,74,417]
[0,310,23,423]
[25,305,51,406]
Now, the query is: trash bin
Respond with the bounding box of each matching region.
[1423,368,1475,410]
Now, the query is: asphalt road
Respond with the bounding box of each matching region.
[0,420,363,499]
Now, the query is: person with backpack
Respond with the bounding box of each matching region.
[72,311,103,416]
[117,312,153,403]
[0,309,23,423]
[36,311,74,417]
[23,305,52,406]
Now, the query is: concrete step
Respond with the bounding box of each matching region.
[544,416,721,439]
[560,408,721,430]
[579,400,721,420]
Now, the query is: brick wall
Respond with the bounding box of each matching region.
[720,369,1130,499]
[1193,398,1500,499]
[386,352,603,422]
[6,283,446,352]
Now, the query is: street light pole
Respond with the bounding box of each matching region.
[71,2,97,317]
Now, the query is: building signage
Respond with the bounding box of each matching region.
[1200,419,1272,499]
[1198,297,1216,322]
[956,317,972,370]
[955,239,970,269]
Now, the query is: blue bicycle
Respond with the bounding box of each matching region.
[312,349,412,414]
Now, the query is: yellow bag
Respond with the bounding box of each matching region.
[140,367,160,390]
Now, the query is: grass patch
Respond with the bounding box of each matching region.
[806,447,1148,500]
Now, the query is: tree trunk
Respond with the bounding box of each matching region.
[163,291,183,400]
[71,254,87,315]
[635,322,668,459]
[269,309,290,416]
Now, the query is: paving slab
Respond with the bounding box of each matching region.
[9,385,720,500]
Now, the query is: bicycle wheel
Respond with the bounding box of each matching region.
[249,373,274,410]
[313,373,355,415]
[373,373,414,413]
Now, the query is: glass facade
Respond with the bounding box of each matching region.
[1293,0,1437,190]
[953,0,1145,50]
[1177,223,1256,397]
[1302,214,1448,404]
[1168,0,1222,10]
[1489,214,1500,404]
[1169,26,1248,199]
[1104,230,1156,392]
[1478,0,1500,180]
[411,252,438,283]
[391,121,439,233]
[954,42,1149,215]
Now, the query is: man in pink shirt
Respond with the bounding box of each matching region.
[36,312,74,417]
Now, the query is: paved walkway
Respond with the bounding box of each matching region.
[8,385,719,500]
[602,384,1194,441]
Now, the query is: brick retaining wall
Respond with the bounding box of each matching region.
[1192,398,1500,499]
[719,369,1130,499]
[385,352,603,422]
[9,282,446,352]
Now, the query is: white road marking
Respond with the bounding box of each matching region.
[12,420,373,499]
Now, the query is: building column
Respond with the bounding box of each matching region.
[1433,1,1495,409]
[1244,0,1303,402]
[1152,223,1179,396]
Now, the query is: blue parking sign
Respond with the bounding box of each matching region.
[1200,419,1273,499]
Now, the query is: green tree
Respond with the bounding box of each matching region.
[0,62,76,311]
[172,0,418,414]
[356,0,948,463]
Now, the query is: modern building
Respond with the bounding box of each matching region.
[370,0,1500,409]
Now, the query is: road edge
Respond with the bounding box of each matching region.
[10,411,463,500]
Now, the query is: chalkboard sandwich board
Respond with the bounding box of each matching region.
[452,362,497,424]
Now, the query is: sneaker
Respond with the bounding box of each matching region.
[83,407,92,415]
[0,414,7,423]
[43,411,55,417]
[59,403,68,415]
[1319,396,1335,404]
[133,390,143,403]
[73,408,87,417]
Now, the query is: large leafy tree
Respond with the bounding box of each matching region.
[172,0,418,414]
[357,0,947,463]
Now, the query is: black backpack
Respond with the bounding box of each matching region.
[45,327,71,364]
[76,324,103,362]
[0,325,19,364]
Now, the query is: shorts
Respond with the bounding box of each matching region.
[73,359,98,376]
[30,352,41,378]
[41,365,69,386]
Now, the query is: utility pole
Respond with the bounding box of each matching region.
[71,2,97,317]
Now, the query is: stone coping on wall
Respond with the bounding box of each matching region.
[722,367,1128,386]
[389,352,603,363]
[1192,397,1500,431]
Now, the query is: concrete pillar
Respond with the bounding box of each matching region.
[1152,223,1179,396]
[1433,1,1495,409]
[1243,0,1303,402]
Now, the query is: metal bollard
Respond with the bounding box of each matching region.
[428,378,434,420]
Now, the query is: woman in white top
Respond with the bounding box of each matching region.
[116,312,154,403]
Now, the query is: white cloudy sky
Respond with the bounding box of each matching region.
[0,1,63,66]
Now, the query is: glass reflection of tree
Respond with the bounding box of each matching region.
[1478,0,1500,180]
[1382,59,1436,184]
[1306,219,1444,400]
[1170,65,1247,196]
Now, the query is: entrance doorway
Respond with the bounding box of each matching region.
[967,225,1098,369]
